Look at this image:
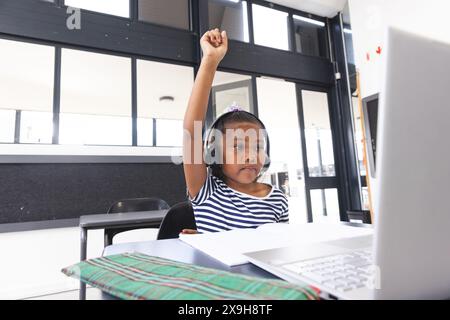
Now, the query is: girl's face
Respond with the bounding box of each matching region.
[220,121,267,185]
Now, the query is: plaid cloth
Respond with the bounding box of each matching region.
[62,252,320,300]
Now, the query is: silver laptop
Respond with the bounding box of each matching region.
[243,27,450,300]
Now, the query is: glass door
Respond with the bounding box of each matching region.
[297,85,342,223]
[256,77,307,224]
[211,71,254,119]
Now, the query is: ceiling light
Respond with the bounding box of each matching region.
[159,96,174,102]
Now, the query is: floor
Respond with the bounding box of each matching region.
[0,227,159,300]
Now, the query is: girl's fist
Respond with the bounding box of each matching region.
[200,28,228,63]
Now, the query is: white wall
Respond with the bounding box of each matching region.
[349,0,450,97]
[348,0,450,214]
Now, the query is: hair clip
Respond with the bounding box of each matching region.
[224,105,244,113]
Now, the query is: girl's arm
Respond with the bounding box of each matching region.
[183,28,228,198]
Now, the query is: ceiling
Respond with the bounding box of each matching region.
[269,0,348,18]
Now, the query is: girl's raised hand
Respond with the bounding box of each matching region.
[200,28,228,64]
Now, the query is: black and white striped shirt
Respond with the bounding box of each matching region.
[190,174,289,233]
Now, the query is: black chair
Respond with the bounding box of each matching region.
[104,197,170,246]
[157,201,197,240]
[346,210,372,224]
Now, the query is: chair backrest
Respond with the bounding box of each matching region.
[107,197,170,213]
[157,201,197,240]
[104,197,170,247]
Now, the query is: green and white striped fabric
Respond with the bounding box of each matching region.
[62,253,320,300]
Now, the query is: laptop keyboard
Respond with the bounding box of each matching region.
[282,249,373,293]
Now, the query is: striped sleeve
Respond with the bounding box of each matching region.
[278,194,289,223]
[189,174,217,206]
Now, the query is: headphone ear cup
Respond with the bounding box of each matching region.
[204,148,211,167]
[263,135,270,169]
[257,155,270,179]
[204,143,212,167]
[204,140,217,167]
[263,155,271,169]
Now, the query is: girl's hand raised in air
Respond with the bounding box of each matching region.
[200,28,228,64]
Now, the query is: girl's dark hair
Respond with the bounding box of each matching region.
[214,110,264,133]
[206,110,269,181]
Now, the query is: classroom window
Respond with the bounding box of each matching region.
[212,71,252,119]
[256,77,308,224]
[137,118,153,147]
[137,59,194,147]
[0,110,15,143]
[138,0,190,30]
[208,0,249,42]
[59,49,132,146]
[19,111,53,144]
[0,38,55,144]
[252,4,289,51]
[293,15,328,58]
[155,119,183,147]
[302,90,335,177]
[344,27,355,66]
[311,188,340,222]
[64,0,130,18]
[59,114,131,145]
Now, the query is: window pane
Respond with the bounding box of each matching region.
[59,114,131,145]
[293,15,328,58]
[212,71,252,118]
[60,49,132,146]
[137,118,153,147]
[0,39,54,145]
[252,4,289,51]
[20,111,53,144]
[344,29,355,65]
[139,0,189,30]
[311,188,340,223]
[208,0,249,42]
[257,77,308,224]
[0,39,54,113]
[302,90,335,177]
[65,0,129,18]
[137,59,194,147]
[0,110,16,143]
[156,119,183,147]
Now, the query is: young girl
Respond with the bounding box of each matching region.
[182,28,288,234]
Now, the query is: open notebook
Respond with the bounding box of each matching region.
[179,223,373,266]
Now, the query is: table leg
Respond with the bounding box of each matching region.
[79,227,87,300]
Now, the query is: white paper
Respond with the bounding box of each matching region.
[179,222,373,266]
